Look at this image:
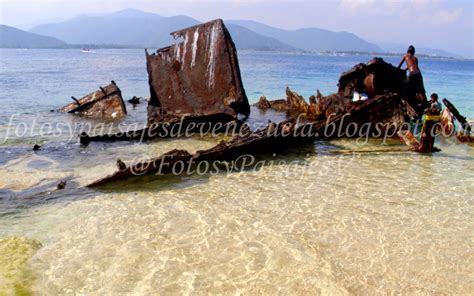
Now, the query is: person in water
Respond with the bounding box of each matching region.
[417,102,441,153]
[430,93,443,113]
[398,45,427,115]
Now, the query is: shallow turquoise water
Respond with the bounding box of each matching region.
[0,49,473,294]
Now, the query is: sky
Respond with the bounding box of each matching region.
[0,0,472,57]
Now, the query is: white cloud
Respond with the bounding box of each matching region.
[339,0,465,25]
[412,0,432,8]
[417,7,464,24]
[339,0,376,12]
[433,7,463,24]
[383,0,403,11]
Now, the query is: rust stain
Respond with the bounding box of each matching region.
[58,81,127,119]
[145,19,250,125]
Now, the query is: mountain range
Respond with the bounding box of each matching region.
[0,8,460,57]
[226,20,380,52]
[0,24,67,48]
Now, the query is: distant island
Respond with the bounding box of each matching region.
[0,8,462,58]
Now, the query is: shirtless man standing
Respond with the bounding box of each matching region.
[398,45,427,116]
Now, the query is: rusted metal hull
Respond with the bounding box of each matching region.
[87,93,407,187]
[58,81,127,119]
[338,57,406,98]
[145,19,250,125]
[254,58,412,123]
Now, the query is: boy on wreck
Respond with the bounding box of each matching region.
[430,93,443,113]
[398,45,428,116]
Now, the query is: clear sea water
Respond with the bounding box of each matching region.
[0,49,473,294]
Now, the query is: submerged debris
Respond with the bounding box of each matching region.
[256,96,272,110]
[79,113,242,145]
[88,93,407,187]
[127,96,141,105]
[56,181,66,190]
[255,58,413,122]
[255,96,288,112]
[116,159,127,171]
[78,20,473,186]
[58,81,127,119]
[254,87,325,119]
[145,19,250,125]
[86,51,423,185]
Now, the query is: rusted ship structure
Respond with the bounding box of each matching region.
[82,19,471,187]
[80,19,250,145]
[58,81,127,119]
[257,57,412,122]
[88,93,409,187]
[146,19,249,125]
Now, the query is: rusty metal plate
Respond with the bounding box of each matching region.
[58,81,127,119]
[146,19,250,124]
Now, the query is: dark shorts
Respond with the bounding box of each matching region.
[406,73,426,95]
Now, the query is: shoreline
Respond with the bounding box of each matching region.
[0,47,470,60]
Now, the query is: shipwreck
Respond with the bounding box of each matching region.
[87,93,411,187]
[145,19,250,125]
[79,20,472,186]
[86,57,420,186]
[80,19,250,145]
[58,81,127,119]
[256,58,413,122]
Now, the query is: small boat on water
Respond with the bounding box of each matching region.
[81,48,95,53]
